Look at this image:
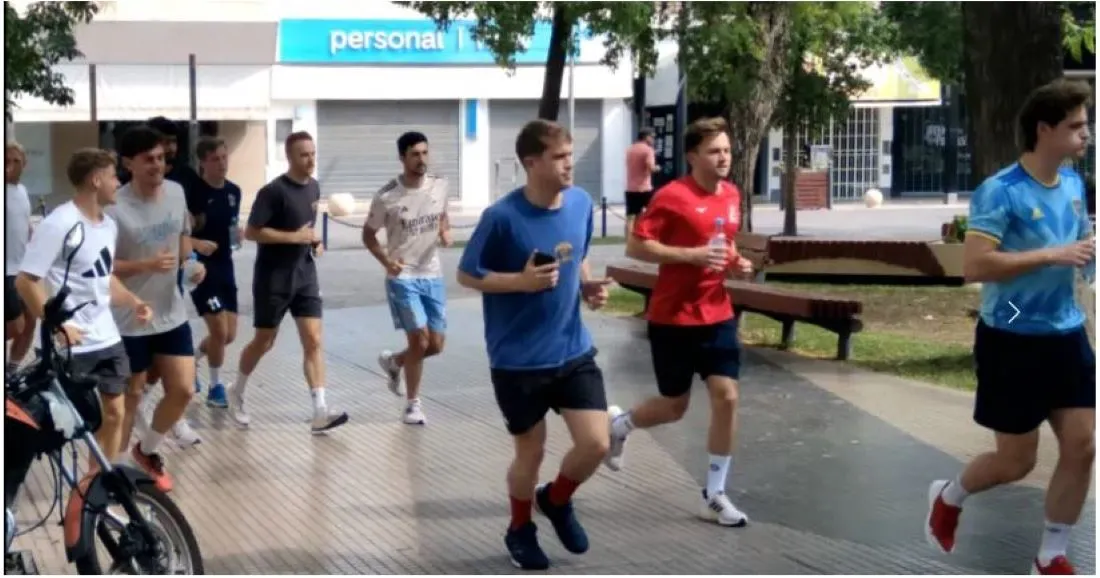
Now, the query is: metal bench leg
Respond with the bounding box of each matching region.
[837,330,853,361]
[780,320,795,350]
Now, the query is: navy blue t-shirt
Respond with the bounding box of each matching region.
[458,187,595,370]
[189,179,242,267]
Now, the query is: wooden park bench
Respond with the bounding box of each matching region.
[607,233,864,360]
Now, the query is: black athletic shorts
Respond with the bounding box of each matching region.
[625,191,654,217]
[648,316,742,398]
[5,275,24,323]
[121,322,195,375]
[191,262,238,316]
[70,342,131,396]
[490,349,608,436]
[973,320,1095,434]
[253,260,322,329]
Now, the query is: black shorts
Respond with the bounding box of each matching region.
[648,317,743,398]
[973,320,1096,435]
[625,191,654,217]
[253,264,322,329]
[70,342,131,396]
[191,263,238,316]
[6,275,24,323]
[490,349,608,436]
[121,322,195,375]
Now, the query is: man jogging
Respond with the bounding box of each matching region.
[188,137,243,408]
[16,148,152,471]
[233,131,347,434]
[6,142,35,373]
[458,119,613,570]
[925,79,1094,575]
[109,125,205,493]
[624,128,659,239]
[365,131,452,425]
[604,117,755,528]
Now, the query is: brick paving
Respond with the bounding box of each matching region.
[9,299,1095,574]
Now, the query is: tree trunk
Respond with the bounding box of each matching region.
[961,3,1063,182]
[781,117,798,236]
[538,6,572,121]
[725,2,793,233]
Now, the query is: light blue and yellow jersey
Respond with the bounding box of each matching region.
[968,163,1093,334]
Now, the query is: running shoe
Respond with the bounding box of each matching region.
[206,383,228,408]
[699,490,749,527]
[311,408,349,434]
[403,399,426,425]
[131,444,174,493]
[378,350,403,396]
[535,482,589,554]
[504,522,550,571]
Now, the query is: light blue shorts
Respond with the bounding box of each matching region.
[386,277,447,333]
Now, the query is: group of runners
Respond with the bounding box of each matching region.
[2,77,1095,574]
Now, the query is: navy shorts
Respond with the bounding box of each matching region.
[490,349,608,436]
[5,275,23,323]
[191,263,238,316]
[121,322,195,375]
[648,316,742,398]
[974,320,1096,434]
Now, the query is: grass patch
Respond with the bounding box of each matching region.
[604,284,976,391]
[450,235,625,249]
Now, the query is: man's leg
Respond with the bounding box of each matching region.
[695,318,748,526]
[74,343,130,468]
[230,287,290,426]
[4,275,26,372]
[291,290,348,433]
[131,324,196,493]
[8,310,34,373]
[118,335,153,454]
[199,311,230,406]
[378,279,427,399]
[1032,407,1095,570]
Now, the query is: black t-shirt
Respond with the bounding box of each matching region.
[189,179,242,266]
[248,174,319,274]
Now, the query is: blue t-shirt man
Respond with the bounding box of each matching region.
[969,164,1093,334]
[458,186,595,370]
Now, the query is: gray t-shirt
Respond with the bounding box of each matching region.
[107,181,192,336]
[366,175,448,279]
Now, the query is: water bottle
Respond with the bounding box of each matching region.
[708,218,727,270]
[229,216,242,251]
[181,251,202,293]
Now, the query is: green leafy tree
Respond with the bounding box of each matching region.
[882,1,1095,181]
[4,1,98,120]
[398,1,661,120]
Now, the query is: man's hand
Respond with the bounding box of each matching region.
[57,323,84,347]
[581,278,613,310]
[187,262,207,284]
[296,225,318,245]
[312,241,325,258]
[439,229,454,248]
[684,244,729,271]
[728,253,754,279]
[520,252,559,293]
[133,300,153,325]
[146,247,176,273]
[192,239,218,256]
[385,259,405,277]
[1048,239,1095,267]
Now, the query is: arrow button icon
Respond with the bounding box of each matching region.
[1007,301,1020,324]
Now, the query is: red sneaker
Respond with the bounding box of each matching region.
[1032,556,1075,575]
[924,480,961,553]
[131,444,175,493]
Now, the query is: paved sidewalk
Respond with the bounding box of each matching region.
[10,299,1094,574]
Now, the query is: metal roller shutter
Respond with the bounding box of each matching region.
[488,100,603,202]
[316,100,461,202]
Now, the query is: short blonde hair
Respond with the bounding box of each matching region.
[66,148,117,187]
[5,142,26,161]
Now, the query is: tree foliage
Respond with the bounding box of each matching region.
[4,1,98,119]
[397,1,660,120]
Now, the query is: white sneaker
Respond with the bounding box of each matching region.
[699,490,749,527]
[605,405,628,472]
[228,384,250,427]
[170,420,202,448]
[403,400,426,425]
[311,407,349,434]
[378,350,403,396]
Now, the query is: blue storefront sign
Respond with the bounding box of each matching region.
[278,19,589,64]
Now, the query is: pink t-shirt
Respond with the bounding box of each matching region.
[625,142,656,192]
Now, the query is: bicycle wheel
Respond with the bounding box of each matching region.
[73,481,203,575]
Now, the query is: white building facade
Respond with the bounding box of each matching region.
[11,0,634,213]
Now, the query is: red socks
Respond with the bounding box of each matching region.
[509,496,532,530]
[548,474,581,506]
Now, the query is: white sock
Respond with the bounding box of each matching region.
[612,411,635,438]
[1037,521,1072,565]
[209,366,220,386]
[311,387,326,411]
[705,454,732,497]
[236,373,251,396]
[941,477,970,507]
[141,430,166,455]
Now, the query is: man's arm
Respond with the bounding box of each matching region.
[109,275,143,309]
[625,196,695,264]
[361,194,393,266]
[647,148,659,173]
[962,180,1060,283]
[456,212,527,294]
[113,258,151,278]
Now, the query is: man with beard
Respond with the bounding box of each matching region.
[232,131,348,433]
[366,131,452,425]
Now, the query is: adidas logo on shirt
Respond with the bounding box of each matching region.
[80,247,113,279]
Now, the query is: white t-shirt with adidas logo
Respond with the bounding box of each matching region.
[19,201,121,354]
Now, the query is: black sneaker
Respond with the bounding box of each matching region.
[504,522,550,570]
[534,482,589,554]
